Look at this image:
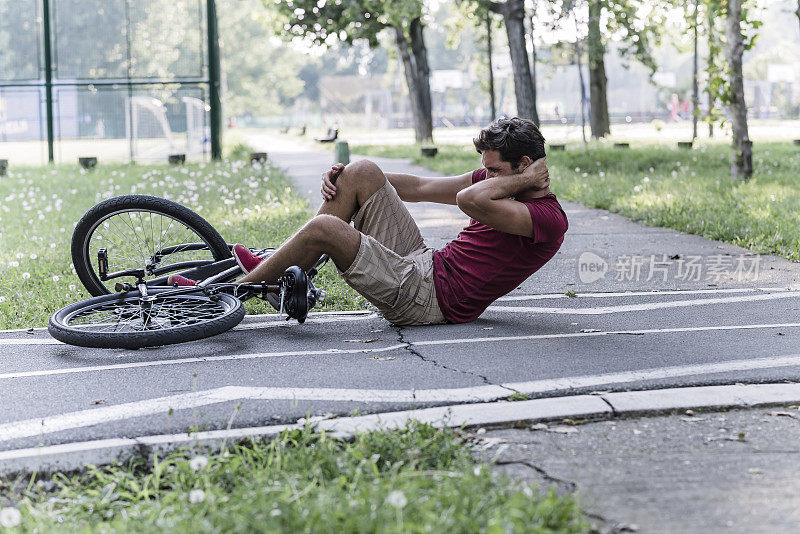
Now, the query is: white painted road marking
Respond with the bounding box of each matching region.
[488,291,800,314]
[0,344,407,379]
[8,383,800,476]
[2,290,798,346]
[495,287,792,302]
[2,322,800,380]
[6,352,800,442]
[0,339,62,345]
[0,312,381,346]
[0,287,787,338]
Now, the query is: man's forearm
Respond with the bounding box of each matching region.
[384,172,421,202]
[466,173,529,201]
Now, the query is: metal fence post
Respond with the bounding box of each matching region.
[42,0,55,163]
[206,0,222,160]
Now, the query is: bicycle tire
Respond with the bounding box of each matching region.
[72,195,231,296]
[48,289,245,349]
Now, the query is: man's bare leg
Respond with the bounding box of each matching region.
[315,159,388,221]
[237,160,387,284]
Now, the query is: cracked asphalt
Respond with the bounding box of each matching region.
[481,406,800,533]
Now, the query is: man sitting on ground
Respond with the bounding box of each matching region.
[170,117,568,325]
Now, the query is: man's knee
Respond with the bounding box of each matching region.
[303,214,360,266]
[303,214,350,246]
[336,159,385,194]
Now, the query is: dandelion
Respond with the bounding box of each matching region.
[22,272,30,279]
[190,455,209,471]
[386,490,408,509]
[0,507,22,528]
[189,489,205,503]
[53,275,60,282]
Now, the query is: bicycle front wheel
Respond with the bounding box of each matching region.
[48,289,245,349]
[72,195,231,296]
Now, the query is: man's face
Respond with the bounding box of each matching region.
[481,150,516,178]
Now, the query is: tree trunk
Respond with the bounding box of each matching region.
[394,23,433,144]
[576,39,588,145]
[726,0,752,181]
[409,17,433,143]
[796,1,800,39]
[706,7,715,138]
[587,0,610,138]
[487,13,496,119]
[528,8,538,124]
[493,0,538,124]
[692,0,699,140]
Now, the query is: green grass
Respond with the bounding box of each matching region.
[0,424,587,532]
[0,159,366,330]
[353,142,800,262]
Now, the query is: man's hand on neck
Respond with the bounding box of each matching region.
[488,156,551,201]
[513,156,550,198]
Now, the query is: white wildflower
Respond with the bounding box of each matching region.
[386,490,408,509]
[189,489,205,503]
[270,508,282,517]
[189,455,209,471]
[0,507,22,528]
[22,272,30,279]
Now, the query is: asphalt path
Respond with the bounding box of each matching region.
[1,137,799,454]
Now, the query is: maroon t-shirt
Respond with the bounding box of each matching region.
[432,168,568,323]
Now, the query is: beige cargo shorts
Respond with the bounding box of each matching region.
[340,180,446,326]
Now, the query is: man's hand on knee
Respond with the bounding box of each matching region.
[321,163,345,201]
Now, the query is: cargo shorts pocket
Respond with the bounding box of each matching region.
[368,261,421,310]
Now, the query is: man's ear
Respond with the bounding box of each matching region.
[518,155,533,171]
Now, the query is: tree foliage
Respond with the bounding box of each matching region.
[698,0,762,129]
[267,0,434,142]
[556,0,671,73]
[218,0,305,117]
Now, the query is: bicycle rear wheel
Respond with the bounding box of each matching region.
[72,195,231,296]
[48,289,244,349]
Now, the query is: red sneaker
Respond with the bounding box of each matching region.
[233,244,264,274]
[167,274,197,287]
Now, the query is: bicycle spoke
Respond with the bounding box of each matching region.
[67,295,231,333]
[87,209,221,290]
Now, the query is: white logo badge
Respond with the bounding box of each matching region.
[578,252,608,284]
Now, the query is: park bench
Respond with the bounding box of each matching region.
[316,127,339,143]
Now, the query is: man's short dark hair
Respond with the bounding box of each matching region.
[473,117,546,169]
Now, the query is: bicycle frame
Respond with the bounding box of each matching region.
[108,242,329,315]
